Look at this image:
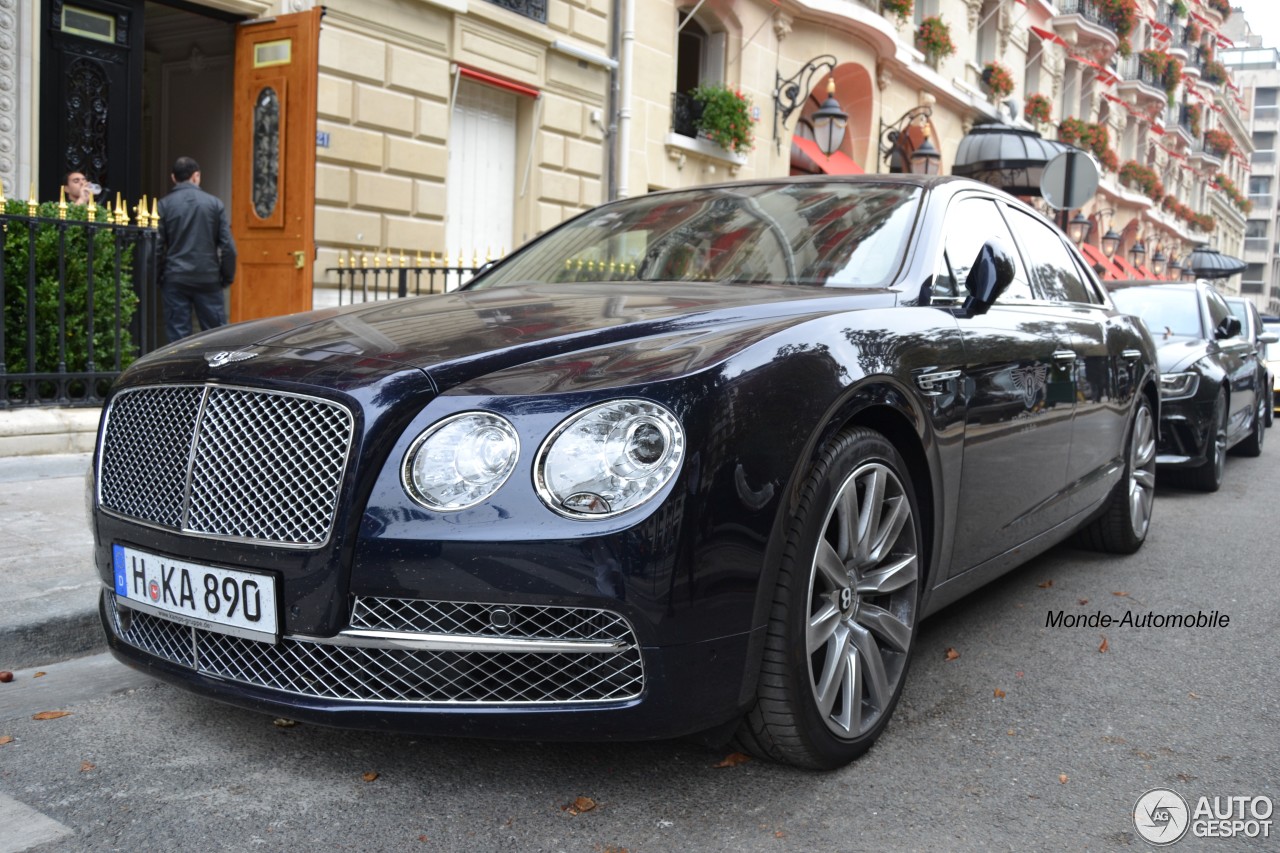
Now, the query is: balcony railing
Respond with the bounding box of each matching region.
[1255,105,1279,122]
[483,0,546,23]
[1057,0,1117,35]
[1244,237,1269,253]
[1249,194,1273,209]
[1253,150,1276,164]
[1119,55,1164,89]
[671,90,702,139]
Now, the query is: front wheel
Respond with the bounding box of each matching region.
[1074,394,1156,553]
[1233,393,1266,457]
[734,428,922,769]
[1186,388,1228,492]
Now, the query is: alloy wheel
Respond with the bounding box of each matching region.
[805,461,919,739]
[1128,403,1157,537]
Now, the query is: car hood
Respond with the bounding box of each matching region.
[1151,335,1210,373]
[139,282,898,392]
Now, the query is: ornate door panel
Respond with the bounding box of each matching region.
[39,0,143,203]
[230,9,319,323]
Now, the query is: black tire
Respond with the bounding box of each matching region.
[1074,395,1156,554]
[733,428,922,769]
[1266,387,1274,428]
[1185,388,1228,492]
[1234,392,1267,457]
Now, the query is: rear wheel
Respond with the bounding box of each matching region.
[1074,395,1156,553]
[1186,388,1228,492]
[734,428,921,769]
[1234,392,1267,457]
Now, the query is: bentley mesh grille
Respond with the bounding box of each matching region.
[109,596,645,705]
[99,385,353,547]
[349,596,636,643]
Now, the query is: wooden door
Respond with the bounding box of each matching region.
[230,9,320,323]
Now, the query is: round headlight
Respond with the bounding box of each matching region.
[402,412,520,511]
[536,399,684,519]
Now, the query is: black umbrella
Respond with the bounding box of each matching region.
[1186,246,1247,279]
[951,119,1072,196]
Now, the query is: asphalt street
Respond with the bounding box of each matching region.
[1,443,1278,851]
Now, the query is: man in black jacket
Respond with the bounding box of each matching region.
[156,156,237,342]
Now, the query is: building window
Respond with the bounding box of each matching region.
[484,0,547,24]
[1256,87,1278,121]
[1253,131,1275,165]
[976,0,1000,65]
[913,0,940,27]
[672,10,726,139]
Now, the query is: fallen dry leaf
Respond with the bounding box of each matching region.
[33,671,46,678]
[0,735,13,746]
[272,718,297,728]
[1188,692,1200,700]
[1112,591,1130,597]
[563,796,597,816]
[361,771,379,782]
[944,647,960,661]
[774,831,786,838]
[713,752,752,768]
[993,688,1006,698]
[1037,579,1053,589]
[1078,598,1088,605]
[0,671,13,683]
[1015,671,1024,678]
[80,760,95,772]
[31,711,71,721]
[1059,774,1069,784]
[1007,729,1016,736]
[1098,635,1109,653]
[418,836,428,843]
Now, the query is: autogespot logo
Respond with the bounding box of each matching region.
[1135,788,1191,846]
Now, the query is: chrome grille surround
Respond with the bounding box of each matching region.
[349,595,637,643]
[99,384,354,548]
[108,595,645,705]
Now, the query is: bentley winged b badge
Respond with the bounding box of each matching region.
[205,351,258,368]
[1010,364,1049,407]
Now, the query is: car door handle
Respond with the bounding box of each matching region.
[1122,349,1142,361]
[1052,350,1077,364]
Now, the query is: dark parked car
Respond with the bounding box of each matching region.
[1266,315,1280,417]
[1111,282,1266,491]
[90,176,1158,769]
[1227,297,1279,426]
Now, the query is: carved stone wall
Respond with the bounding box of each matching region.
[0,0,17,196]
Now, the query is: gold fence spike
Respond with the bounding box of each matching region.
[400,249,408,268]
[338,251,346,269]
[0,176,6,205]
[360,251,369,268]
[485,246,492,263]
[135,199,147,227]
[415,249,424,266]
[86,198,97,223]
[472,250,480,268]
[58,187,68,220]
[28,183,38,218]
[150,198,159,228]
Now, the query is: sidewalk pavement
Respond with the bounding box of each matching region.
[2,407,105,670]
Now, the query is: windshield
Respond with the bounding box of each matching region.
[1111,287,1204,339]
[470,182,921,290]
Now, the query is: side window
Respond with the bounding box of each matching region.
[1004,207,1098,304]
[934,196,1031,303]
[1205,290,1232,336]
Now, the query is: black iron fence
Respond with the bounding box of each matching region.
[1,199,158,408]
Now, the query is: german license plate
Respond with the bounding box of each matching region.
[113,544,279,641]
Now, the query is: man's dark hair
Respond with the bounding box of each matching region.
[171,156,200,183]
[64,170,86,183]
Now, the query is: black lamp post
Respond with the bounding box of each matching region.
[1129,240,1146,269]
[1151,249,1167,278]
[1101,228,1121,258]
[1169,256,1183,278]
[773,54,838,150]
[809,79,849,156]
[1067,212,1092,246]
[879,105,935,174]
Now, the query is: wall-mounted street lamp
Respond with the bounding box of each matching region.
[1067,211,1092,246]
[1129,240,1146,269]
[808,79,850,156]
[879,105,936,174]
[1168,256,1183,278]
[1151,249,1168,278]
[774,54,837,150]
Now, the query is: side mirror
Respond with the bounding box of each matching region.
[1215,316,1242,339]
[960,239,1016,318]
[1258,331,1279,345]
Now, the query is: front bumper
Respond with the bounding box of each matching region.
[102,589,756,740]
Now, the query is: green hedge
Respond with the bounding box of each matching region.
[3,200,141,393]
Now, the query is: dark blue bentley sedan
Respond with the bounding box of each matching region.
[90,176,1158,769]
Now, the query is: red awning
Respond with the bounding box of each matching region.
[1138,264,1155,278]
[457,66,541,99]
[1070,54,1117,86]
[791,137,865,175]
[1080,243,1124,280]
[1031,25,1069,48]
